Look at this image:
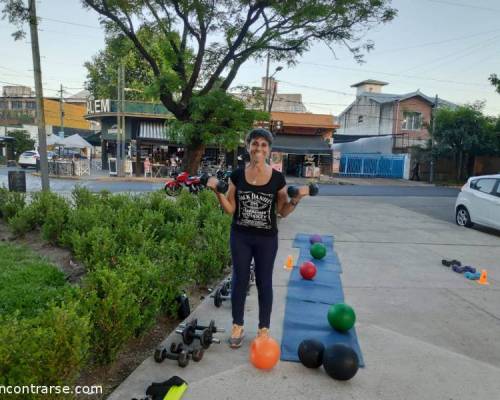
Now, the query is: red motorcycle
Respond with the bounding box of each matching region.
[164,171,203,196]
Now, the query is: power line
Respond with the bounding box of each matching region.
[38,16,102,30]
[374,27,500,55]
[422,0,500,13]
[299,62,491,88]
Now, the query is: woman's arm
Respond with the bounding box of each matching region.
[277,186,303,218]
[208,178,236,215]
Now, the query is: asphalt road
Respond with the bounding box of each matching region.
[0,166,467,227]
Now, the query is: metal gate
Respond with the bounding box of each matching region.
[339,154,406,178]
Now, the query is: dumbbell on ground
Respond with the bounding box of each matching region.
[287,183,319,198]
[200,173,228,194]
[170,342,204,362]
[178,319,225,334]
[154,346,189,368]
[175,323,221,349]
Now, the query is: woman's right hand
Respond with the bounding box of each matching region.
[206,176,218,191]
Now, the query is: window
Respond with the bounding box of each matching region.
[11,101,23,109]
[495,180,500,197]
[0,100,7,109]
[358,115,364,124]
[471,178,496,194]
[402,112,422,130]
[25,101,36,109]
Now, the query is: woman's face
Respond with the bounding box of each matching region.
[248,137,271,163]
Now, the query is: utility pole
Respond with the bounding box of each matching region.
[59,84,64,138]
[263,52,270,112]
[28,0,49,191]
[429,94,438,184]
[116,63,126,177]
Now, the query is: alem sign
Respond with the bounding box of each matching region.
[86,99,111,114]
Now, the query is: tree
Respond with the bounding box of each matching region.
[490,73,500,94]
[85,26,173,101]
[431,104,497,181]
[7,129,35,159]
[81,0,397,173]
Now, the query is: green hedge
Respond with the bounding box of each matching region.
[0,186,231,389]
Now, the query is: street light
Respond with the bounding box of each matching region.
[268,66,283,112]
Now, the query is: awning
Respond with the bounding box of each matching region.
[139,121,168,140]
[272,135,332,155]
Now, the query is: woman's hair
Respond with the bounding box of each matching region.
[245,128,274,146]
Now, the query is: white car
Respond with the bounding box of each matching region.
[455,174,500,230]
[18,150,54,168]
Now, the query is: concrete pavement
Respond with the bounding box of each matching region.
[109,195,500,400]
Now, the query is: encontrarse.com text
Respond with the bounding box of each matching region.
[0,385,102,395]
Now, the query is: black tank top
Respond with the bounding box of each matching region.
[230,167,286,236]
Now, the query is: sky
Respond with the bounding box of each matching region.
[1,0,499,117]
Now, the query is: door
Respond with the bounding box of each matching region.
[470,178,497,226]
[490,179,500,229]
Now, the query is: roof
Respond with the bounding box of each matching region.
[272,135,332,155]
[271,111,338,129]
[362,91,457,108]
[351,79,389,88]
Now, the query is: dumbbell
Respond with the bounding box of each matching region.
[178,319,225,334]
[287,183,319,198]
[153,345,189,368]
[200,173,228,194]
[441,259,461,267]
[175,323,221,349]
[211,286,231,308]
[170,342,205,362]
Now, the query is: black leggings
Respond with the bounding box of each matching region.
[230,228,278,329]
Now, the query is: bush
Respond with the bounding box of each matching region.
[0,188,26,221]
[0,244,89,394]
[0,301,90,391]
[81,267,141,364]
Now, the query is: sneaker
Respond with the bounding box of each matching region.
[229,324,244,348]
[257,327,270,339]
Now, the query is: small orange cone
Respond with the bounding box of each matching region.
[477,269,489,285]
[284,255,294,270]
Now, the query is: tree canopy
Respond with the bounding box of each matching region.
[432,104,498,180]
[81,0,396,172]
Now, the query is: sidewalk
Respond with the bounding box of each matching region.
[109,195,500,400]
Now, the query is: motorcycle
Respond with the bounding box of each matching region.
[164,171,203,196]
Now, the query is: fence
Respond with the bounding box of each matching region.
[339,153,407,179]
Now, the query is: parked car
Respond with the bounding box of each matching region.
[18,150,55,168]
[455,174,500,230]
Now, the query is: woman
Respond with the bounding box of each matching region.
[207,128,305,348]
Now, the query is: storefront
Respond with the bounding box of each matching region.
[268,111,338,177]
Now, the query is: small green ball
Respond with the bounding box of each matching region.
[310,243,327,260]
[327,303,356,332]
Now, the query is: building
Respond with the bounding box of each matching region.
[238,78,307,113]
[336,79,456,152]
[0,85,96,146]
[269,111,337,176]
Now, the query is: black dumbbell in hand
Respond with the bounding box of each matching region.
[287,183,319,198]
[200,173,228,194]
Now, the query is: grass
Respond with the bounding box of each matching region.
[0,242,71,319]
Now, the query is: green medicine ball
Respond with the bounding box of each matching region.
[310,243,327,260]
[327,303,356,332]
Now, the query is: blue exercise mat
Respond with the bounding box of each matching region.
[293,233,334,250]
[280,233,365,367]
[281,298,365,367]
[287,269,344,304]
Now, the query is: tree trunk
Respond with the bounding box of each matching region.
[182,143,205,175]
[457,151,463,182]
